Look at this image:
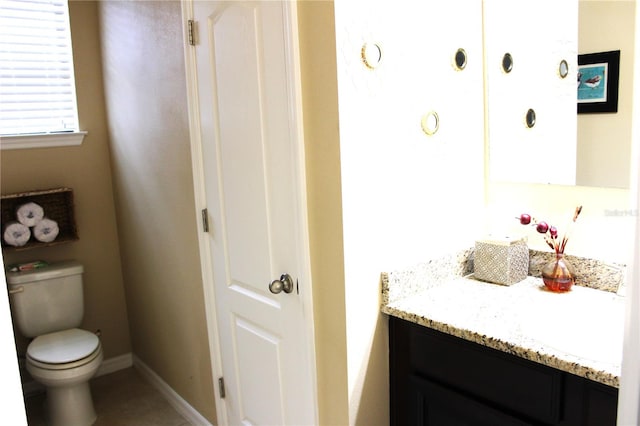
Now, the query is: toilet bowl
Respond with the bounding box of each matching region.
[25,328,103,426]
[6,261,102,425]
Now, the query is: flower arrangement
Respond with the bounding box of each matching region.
[517,206,583,292]
[517,205,583,255]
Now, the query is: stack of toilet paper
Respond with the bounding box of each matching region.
[3,202,59,247]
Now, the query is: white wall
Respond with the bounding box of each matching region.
[334,1,485,423]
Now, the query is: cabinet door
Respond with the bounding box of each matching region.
[561,374,618,426]
[409,374,533,426]
[390,317,619,426]
[409,317,563,423]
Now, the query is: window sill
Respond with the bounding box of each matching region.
[0,131,87,150]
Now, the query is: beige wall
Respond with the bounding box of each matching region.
[1,1,351,423]
[298,2,350,425]
[2,2,216,422]
[486,183,633,263]
[577,0,636,188]
[1,1,131,362]
[97,1,216,422]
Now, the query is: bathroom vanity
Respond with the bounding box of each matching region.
[389,317,617,425]
[382,254,624,426]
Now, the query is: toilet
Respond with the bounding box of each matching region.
[6,260,103,426]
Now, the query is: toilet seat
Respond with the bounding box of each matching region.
[27,328,101,370]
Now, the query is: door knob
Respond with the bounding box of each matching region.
[269,273,294,294]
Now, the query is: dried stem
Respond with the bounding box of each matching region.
[559,205,583,254]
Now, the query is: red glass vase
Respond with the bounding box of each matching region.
[541,253,575,292]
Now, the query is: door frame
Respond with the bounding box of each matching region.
[180,1,319,425]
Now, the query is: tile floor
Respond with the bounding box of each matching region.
[25,367,192,426]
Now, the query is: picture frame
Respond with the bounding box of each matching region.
[577,50,620,114]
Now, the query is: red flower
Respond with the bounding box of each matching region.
[536,222,549,234]
[516,206,582,254]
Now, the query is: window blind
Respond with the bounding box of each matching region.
[0,0,79,136]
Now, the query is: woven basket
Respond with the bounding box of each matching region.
[1,187,78,250]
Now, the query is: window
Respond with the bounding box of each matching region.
[0,0,85,149]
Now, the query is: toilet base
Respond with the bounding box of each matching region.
[26,337,103,426]
[46,381,96,426]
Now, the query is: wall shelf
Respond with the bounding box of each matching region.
[1,187,79,251]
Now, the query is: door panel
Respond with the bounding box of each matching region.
[212,4,272,291]
[234,316,283,425]
[193,1,315,424]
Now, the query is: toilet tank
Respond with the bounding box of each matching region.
[6,261,84,338]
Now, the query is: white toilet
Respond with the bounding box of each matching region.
[6,260,103,426]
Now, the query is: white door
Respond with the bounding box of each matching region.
[190,1,317,425]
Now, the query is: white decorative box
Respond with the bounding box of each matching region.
[474,237,529,285]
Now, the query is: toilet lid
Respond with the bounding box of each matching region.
[27,329,100,364]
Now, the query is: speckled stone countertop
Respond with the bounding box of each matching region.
[382,267,626,388]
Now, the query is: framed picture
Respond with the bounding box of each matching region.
[577,50,620,114]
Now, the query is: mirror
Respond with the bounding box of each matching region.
[421,111,439,136]
[454,48,468,70]
[361,43,382,69]
[525,109,536,128]
[489,1,634,189]
[559,59,569,78]
[502,53,514,73]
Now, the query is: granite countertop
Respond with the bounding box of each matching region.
[381,272,625,388]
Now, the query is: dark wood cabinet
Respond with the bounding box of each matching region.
[390,316,618,426]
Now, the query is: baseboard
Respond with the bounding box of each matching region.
[133,355,212,426]
[96,352,133,377]
[23,352,133,397]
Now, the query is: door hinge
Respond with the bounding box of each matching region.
[187,19,196,46]
[201,208,209,233]
[218,377,226,399]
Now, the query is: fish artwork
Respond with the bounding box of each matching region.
[584,74,601,88]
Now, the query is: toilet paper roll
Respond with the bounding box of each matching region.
[16,202,44,227]
[33,218,59,243]
[3,221,31,247]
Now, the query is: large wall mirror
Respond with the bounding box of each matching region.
[488,0,635,189]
